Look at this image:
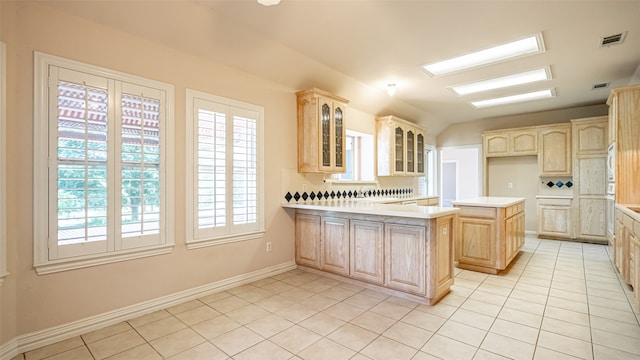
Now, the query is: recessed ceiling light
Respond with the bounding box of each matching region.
[471,89,555,108]
[420,33,545,77]
[450,67,551,95]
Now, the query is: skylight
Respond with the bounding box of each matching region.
[471,89,555,108]
[420,33,545,77]
[450,67,551,95]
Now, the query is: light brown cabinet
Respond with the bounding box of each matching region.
[572,117,608,243]
[350,219,384,285]
[539,124,572,176]
[377,116,426,176]
[385,223,426,295]
[321,217,350,276]
[537,197,573,239]
[452,199,525,274]
[614,207,640,307]
[296,88,349,173]
[608,85,640,204]
[483,128,538,157]
[293,209,456,304]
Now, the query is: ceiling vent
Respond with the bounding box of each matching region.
[599,32,626,47]
[592,82,610,90]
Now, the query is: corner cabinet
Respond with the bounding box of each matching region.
[377,116,426,176]
[538,124,572,176]
[296,88,349,173]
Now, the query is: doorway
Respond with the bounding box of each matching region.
[440,146,481,206]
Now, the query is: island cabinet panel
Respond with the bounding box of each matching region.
[384,224,426,295]
[350,220,384,285]
[430,215,456,300]
[290,207,459,305]
[452,198,525,274]
[321,217,350,276]
[295,213,321,269]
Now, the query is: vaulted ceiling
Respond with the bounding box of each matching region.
[39,0,640,135]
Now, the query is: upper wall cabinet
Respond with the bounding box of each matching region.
[572,116,608,155]
[483,128,538,157]
[539,124,572,176]
[296,88,349,173]
[377,116,425,177]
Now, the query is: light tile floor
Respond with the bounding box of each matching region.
[14,236,640,360]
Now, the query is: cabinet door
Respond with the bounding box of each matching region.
[511,130,538,155]
[295,213,321,269]
[350,220,384,284]
[577,198,606,239]
[319,100,332,170]
[416,133,425,174]
[539,126,572,175]
[608,95,617,145]
[538,205,572,238]
[334,105,345,171]
[615,211,624,274]
[484,134,509,157]
[385,223,426,295]
[394,126,404,173]
[321,217,350,276]
[577,156,607,196]
[574,120,608,154]
[458,218,496,268]
[406,130,415,174]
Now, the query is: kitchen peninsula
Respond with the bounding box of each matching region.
[452,197,526,274]
[282,200,459,305]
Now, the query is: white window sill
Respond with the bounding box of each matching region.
[34,245,174,275]
[187,231,266,250]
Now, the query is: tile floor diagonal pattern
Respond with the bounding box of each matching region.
[15,236,640,360]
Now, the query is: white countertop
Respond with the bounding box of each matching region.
[282,200,458,219]
[535,195,574,199]
[451,196,526,208]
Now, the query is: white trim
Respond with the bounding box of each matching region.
[185,89,265,249]
[0,41,7,284]
[0,261,296,359]
[33,52,175,272]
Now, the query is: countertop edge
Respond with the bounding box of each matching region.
[616,204,640,222]
[451,197,526,208]
[282,202,459,219]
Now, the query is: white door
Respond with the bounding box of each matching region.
[441,161,457,207]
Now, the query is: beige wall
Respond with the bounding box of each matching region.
[0,1,302,345]
[437,104,608,147]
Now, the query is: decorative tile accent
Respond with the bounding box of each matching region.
[294,192,301,201]
[309,192,316,200]
[283,187,414,203]
[546,181,555,188]
[285,192,293,203]
[302,192,309,201]
[566,181,573,188]
[556,181,564,188]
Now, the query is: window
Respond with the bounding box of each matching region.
[186,89,264,249]
[419,144,437,196]
[334,130,374,182]
[0,41,7,284]
[34,52,175,274]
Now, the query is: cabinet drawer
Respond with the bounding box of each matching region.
[458,206,497,219]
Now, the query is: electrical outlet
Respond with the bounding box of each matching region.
[508,182,513,189]
[266,242,272,252]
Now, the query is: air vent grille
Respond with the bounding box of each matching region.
[600,32,626,47]
[592,82,610,90]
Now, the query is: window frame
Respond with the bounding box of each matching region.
[333,129,375,183]
[0,41,7,285]
[185,89,265,249]
[33,52,175,274]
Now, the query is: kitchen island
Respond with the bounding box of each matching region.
[451,197,525,274]
[282,200,459,305]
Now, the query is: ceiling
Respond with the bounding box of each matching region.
[40,0,640,135]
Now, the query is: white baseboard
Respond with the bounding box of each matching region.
[0,261,296,360]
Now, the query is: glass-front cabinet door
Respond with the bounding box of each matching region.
[417,133,425,174]
[334,106,344,169]
[395,127,404,173]
[321,103,331,168]
[407,130,415,173]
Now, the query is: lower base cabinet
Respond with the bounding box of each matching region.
[537,197,573,239]
[614,206,640,308]
[294,209,456,304]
